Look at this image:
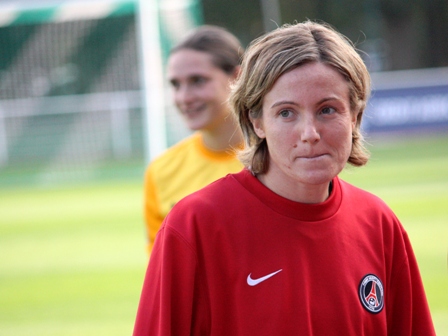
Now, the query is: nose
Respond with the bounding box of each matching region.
[174,84,195,106]
[300,117,320,143]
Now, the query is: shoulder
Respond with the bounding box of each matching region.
[338,177,407,242]
[175,173,241,212]
[163,172,244,230]
[155,173,241,252]
[337,179,416,272]
[148,133,199,169]
[339,178,392,211]
[338,177,404,235]
[144,134,202,183]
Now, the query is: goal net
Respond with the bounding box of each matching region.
[0,0,202,186]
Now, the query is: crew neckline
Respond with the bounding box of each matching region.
[232,169,342,222]
[193,132,241,161]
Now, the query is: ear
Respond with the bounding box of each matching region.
[351,109,360,129]
[231,65,241,81]
[249,113,266,139]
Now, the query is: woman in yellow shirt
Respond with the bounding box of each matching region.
[144,25,244,253]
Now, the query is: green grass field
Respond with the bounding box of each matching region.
[1,133,447,335]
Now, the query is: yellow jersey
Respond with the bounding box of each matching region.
[144,132,243,253]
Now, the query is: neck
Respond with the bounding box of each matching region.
[257,173,332,204]
[201,116,243,152]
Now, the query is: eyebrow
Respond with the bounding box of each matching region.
[270,96,341,109]
[168,73,207,83]
[270,100,298,108]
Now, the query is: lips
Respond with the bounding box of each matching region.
[181,104,206,116]
[299,153,326,159]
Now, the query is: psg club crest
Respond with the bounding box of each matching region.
[358,274,384,314]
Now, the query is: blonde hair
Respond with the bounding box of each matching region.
[230,21,371,174]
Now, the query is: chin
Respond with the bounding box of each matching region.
[186,121,208,131]
[296,170,337,186]
[186,116,216,131]
[186,124,202,131]
[183,115,205,129]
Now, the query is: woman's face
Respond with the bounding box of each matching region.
[251,62,357,202]
[167,49,235,132]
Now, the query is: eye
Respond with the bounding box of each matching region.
[279,109,292,118]
[170,80,180,90]
[191,76,207,86]
[321,106,336,115]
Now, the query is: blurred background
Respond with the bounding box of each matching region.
[0,0,447,335]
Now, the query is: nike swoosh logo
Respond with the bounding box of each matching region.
[247,269,282,286]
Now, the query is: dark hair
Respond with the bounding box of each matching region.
[230,21,371,174]
[171,25,244,75]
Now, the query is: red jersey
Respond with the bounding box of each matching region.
[133,169,435,335]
